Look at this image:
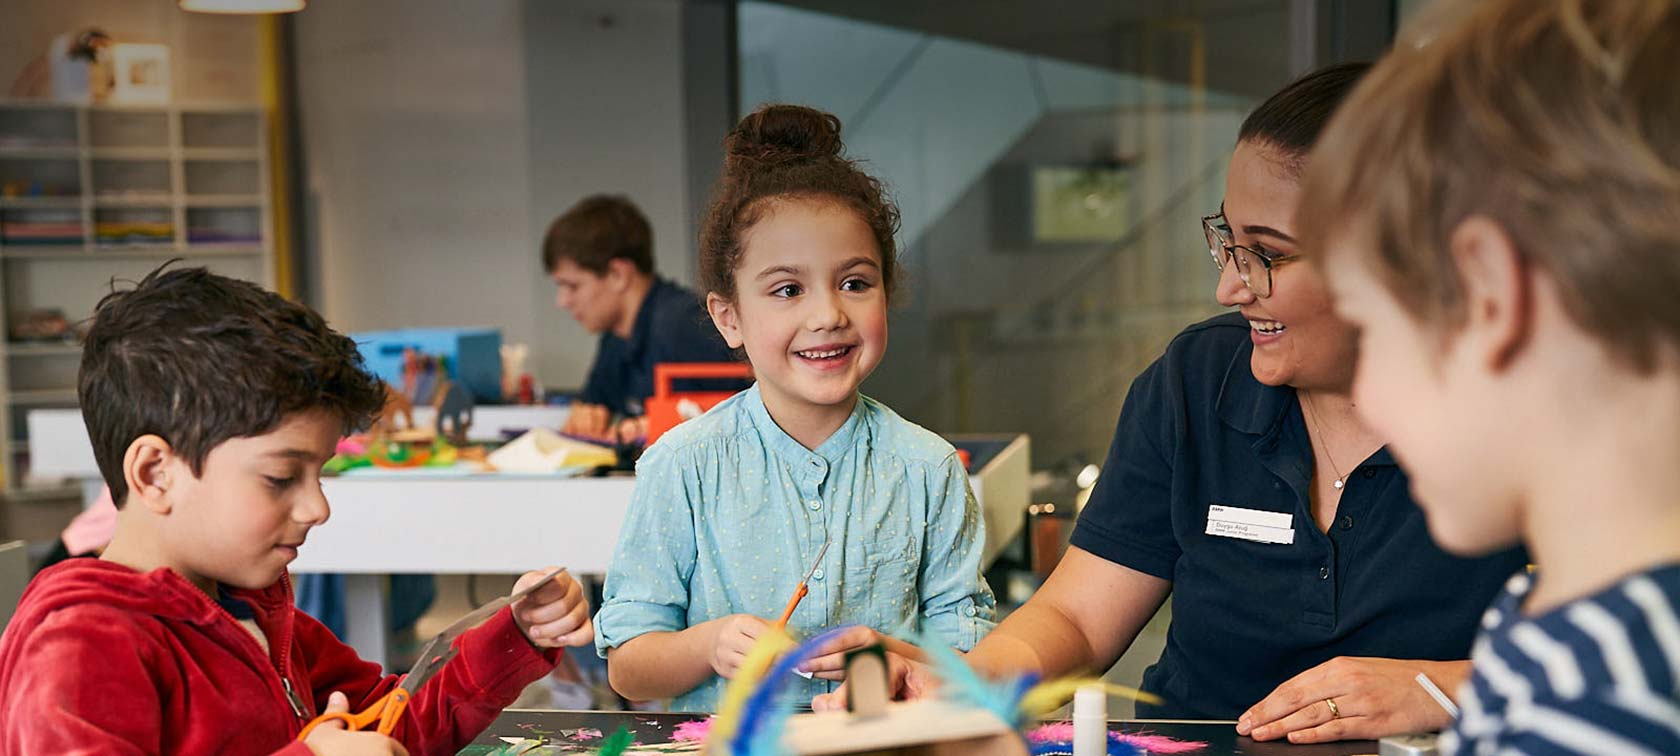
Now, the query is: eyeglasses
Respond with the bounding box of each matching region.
[1202,211,1297,299]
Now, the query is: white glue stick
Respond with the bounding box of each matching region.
[1073,684,1108,756]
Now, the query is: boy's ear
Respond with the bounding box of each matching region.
[707,292,745,349]
[123,434,177,515]
[1449,215,1532,371]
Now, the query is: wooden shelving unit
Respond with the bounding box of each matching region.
[0,100,275,495]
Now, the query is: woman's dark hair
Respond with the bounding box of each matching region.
[1238,61,1373,172]
[699,104,901,301]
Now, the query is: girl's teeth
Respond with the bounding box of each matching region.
[1251,321,1286,334]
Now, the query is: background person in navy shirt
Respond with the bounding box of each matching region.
[955,64,1527,744]
[543,195,739,441]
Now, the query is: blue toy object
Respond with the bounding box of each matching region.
[354,328,502,402]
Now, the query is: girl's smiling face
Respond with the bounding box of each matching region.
[707,198,888,425]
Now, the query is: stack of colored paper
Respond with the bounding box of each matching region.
[95,220,173,245]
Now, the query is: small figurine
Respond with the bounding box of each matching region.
[432,380,474,447]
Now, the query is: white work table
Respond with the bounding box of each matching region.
[28,408,1030,667]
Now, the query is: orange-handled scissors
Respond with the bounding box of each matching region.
[774,540,831,628]
[297,567,567,741]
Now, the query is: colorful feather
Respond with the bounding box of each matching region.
[594,726,634,756]
[916,631,1039,726]
[1025,723,1207,754]
[730,626,858,756]
[1017,678,1161,719]
[708,624,796,749]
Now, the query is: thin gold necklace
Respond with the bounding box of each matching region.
[1301,390,1347,490]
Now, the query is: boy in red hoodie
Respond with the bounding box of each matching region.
[0,265,594,756]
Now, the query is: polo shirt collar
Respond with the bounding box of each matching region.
[1215,341,1293,437]
[1215,340,1398,468]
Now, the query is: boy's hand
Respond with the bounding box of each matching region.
[797,625,885,681]
[708,614,772,678]
[562,404,612,442]
[303,692,410,756]
[511,567,594,648]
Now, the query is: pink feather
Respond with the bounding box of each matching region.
[672,718,715,742]
[1026,723,1208,753]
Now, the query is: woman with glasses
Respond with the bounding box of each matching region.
[958,63,1526,744]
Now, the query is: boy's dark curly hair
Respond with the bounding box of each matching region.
[78,264,385,505]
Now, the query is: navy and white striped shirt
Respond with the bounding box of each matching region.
[1445,565,1680,755]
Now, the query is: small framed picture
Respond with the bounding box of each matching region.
[109,43,171,104]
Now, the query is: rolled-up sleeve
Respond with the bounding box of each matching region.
[917,452,997,650]
[594,444,699,657]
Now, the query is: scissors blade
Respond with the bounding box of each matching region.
[398,642,459,692]
[800,540,832,584]
[396,566,568,690]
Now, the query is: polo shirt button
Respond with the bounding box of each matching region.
[1362,468,1377,479]
[1340,515,1354,530]
[808,500,822,511]
[1319,566,1330,579]
[811,568,825,581]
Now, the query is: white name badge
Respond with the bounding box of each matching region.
[1205,504,1295,545]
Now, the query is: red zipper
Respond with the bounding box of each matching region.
[200,573,310,732]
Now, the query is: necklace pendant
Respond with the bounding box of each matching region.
[1333,478,1345,490]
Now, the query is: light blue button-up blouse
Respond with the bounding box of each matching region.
[593,384,997,712]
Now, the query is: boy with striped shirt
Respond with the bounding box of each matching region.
[1298,0,1680,753]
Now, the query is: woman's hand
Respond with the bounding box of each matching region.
[1238,657,1468,744]
[811,653,939,711]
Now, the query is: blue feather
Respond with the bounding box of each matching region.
[730,625,857,756]
[915,630,1039,726]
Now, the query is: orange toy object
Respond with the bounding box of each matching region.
[368,439,433,468]
[643,362,754,446]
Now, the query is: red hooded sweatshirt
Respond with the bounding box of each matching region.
[0,560,560,756]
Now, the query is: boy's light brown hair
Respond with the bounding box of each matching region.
[542,194,655,276]
[1300,0,1680,372]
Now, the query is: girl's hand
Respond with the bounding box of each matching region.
[796,625,885,681]
[708,614,772,678]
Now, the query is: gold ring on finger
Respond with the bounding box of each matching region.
[1324,697,1341,719]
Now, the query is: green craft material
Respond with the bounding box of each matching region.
[596,726,635,756]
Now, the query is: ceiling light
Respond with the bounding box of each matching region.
[179,0,305,14]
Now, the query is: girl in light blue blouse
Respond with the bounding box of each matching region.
[593,104,997,712]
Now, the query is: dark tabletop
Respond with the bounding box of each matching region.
[458,709,1381,755]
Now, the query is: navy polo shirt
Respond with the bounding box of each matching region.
[1071,312,1528,719]
[579,277,742,417]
